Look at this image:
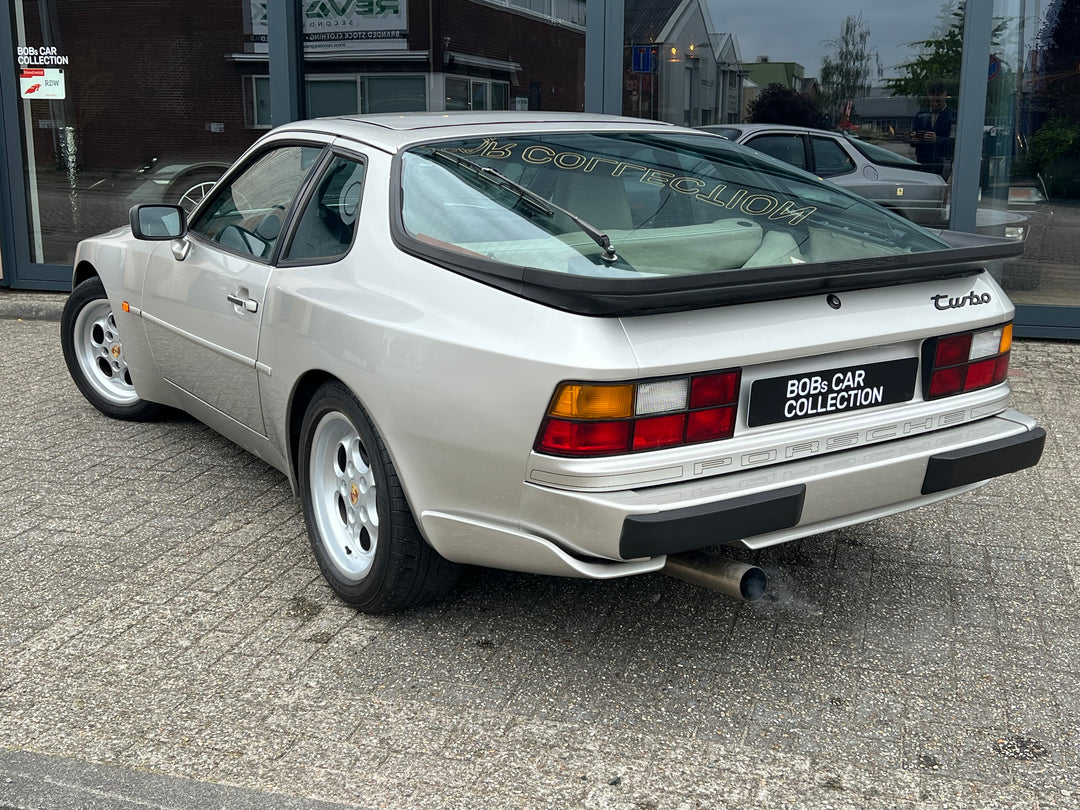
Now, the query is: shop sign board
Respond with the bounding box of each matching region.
[248,0,408,51]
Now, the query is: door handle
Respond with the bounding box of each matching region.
[226,293,259,313]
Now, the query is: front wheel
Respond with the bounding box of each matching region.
[298,381,459,612]
[60,277,160,421]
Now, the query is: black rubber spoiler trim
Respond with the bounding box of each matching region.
[390,218,1023,317]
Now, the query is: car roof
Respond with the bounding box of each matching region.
[702,123,818,136]
[272,112,679,153]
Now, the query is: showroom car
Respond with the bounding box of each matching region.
[61,112,1044,612]
[701,123,949,228]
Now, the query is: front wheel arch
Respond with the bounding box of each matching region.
[71,260,99,291]
[60,275,161,421]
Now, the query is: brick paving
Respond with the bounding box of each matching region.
[0,308,1077,809]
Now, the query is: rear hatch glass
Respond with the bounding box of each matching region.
[393,130,1018,314]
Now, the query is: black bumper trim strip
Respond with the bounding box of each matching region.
[619,484,806,560]
[922,427,1045,495]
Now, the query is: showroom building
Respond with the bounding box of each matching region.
[1,0,1077,337]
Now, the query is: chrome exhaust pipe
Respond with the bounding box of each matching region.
[662,550,767,601]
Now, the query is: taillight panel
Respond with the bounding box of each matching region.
[536,369,741,457]
[923,323,1012,400]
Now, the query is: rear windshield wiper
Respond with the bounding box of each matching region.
[429,149,619,265]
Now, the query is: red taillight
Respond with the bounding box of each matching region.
[538,419,630,456]
[925,323,1012,400]
[687,406,737,442]
[632,413,686,450]
[536,369,741,457]
[690,372,739,408]
[935,334,972,367]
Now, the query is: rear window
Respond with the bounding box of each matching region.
[398,131,947,281]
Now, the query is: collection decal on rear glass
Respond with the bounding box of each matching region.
[443,138,818,225]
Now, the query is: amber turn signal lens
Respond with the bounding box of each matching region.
[549,383,634,419]
[1000,323,1013,353]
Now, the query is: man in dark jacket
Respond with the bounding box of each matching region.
[908,82,955,177]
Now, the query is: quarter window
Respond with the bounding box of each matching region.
[811,136,856,177]
[284,155,366,261]
[747,134,808,171]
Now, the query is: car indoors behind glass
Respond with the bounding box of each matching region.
[701,123,948,228]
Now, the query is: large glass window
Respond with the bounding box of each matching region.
[623,2,958,183]
[980,0,1080,311]
[6,0,588,273]
[12,0,258,265]
[296,0,584,116]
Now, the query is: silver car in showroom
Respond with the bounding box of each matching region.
[701,123,949,228]
[61,112,1044,612]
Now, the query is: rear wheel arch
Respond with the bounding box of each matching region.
[287,369,337,487]
[287,372,403,491]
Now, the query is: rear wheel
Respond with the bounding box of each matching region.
[298,381,459,612]
[60,277,160,420]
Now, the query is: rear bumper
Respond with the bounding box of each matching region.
[619,422,1045,558]
[518,409,1042,562]
[921,427,1045,494]
[421,410,1042,579]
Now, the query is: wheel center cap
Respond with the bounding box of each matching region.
[110,344,122,360]
[349,483,360,505]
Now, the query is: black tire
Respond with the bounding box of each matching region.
[60,277,161,421]
[298,381,459,612]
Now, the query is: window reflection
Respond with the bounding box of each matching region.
[13,0,586,266]
[987,0,1080,307]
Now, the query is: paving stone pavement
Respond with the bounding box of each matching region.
[0,306,1078,809]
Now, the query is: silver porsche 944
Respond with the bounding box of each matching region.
[62,113,1044,612]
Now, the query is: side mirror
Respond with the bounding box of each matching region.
[129,204,187,241]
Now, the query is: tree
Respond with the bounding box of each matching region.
[820,15,876,126]
[746,83,825,127]
[886,1,1006,102]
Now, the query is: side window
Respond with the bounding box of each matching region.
[190,144,324,260]
[283,154,366,261]
[746,134,808,171]
[811,137,857,177]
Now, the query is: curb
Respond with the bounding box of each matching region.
[0,291,67,322]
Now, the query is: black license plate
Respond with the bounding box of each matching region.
[747,357,919,427]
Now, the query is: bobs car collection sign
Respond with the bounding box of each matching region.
[17,47,68,100]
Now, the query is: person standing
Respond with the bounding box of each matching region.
[908,82,956,177]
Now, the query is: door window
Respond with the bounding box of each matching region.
[190,144,323,261]
[284,154,366,261]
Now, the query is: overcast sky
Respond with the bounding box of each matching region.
[702,1,968,81]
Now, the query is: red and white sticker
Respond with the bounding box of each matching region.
[20,68,65,100]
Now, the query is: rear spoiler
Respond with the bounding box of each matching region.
[395,220,1024,317]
